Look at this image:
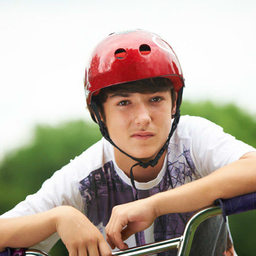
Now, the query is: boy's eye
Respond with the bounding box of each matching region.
[117,100,130,106]
[150,96,163,102]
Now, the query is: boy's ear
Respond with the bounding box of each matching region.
[171,92,178,118]
[90,101,106,124]
[93,110,105,124]
[92,111,104,124]
[99,111,105,123]
[92,112,99,123]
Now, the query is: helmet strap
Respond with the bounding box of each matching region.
[90,85,182,193]
[90,86,182,195]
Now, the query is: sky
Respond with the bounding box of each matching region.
[0,0,256,160]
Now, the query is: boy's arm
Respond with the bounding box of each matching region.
[105,152,256,250]
[0,206,111,256]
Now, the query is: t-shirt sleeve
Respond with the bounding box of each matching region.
[1,162,84,217]
[189,116,256,176]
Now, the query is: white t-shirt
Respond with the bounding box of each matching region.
[1,116,255,255]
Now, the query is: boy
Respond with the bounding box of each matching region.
[0,29,256,256]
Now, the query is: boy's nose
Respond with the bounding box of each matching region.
[134,104,151,126]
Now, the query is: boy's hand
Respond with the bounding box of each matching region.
[55,206,111,256]
[105,198,157,250]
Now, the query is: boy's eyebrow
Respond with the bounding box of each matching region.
[109,92,131,98]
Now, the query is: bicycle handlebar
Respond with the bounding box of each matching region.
[215,192,256,221]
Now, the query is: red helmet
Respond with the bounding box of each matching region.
[85,29,184,105]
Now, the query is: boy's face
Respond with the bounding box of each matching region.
[103,89,175,162]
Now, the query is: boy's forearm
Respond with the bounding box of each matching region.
[152,152,256,217]
[0,205,112,256]
[0,207,60,251]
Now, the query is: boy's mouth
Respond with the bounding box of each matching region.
[131,131,155,140]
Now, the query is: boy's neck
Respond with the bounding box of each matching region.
[114,148,166,182]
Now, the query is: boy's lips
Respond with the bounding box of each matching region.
[131,131,155,140]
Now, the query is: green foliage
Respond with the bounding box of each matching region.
[0,101,256,255]
[0,120,102,213]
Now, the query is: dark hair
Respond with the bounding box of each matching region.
[88,77,176,121]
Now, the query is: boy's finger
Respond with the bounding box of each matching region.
[99,241,113,256]
[106,231,126,250]
[121,227,135,242]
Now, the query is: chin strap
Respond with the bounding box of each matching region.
[90,87,183,197]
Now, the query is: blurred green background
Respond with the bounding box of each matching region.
[0,101,256,255]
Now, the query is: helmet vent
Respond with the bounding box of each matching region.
[114,48,127,59]
[139,44,151,55]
